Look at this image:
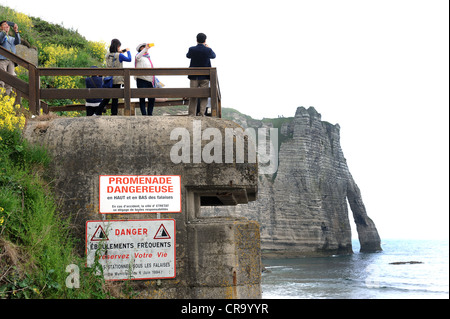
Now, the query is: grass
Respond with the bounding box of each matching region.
[0,128,112,298]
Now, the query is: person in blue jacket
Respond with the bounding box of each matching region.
[186,33,216,116]
[99,39,132,115]
[85,66,103,116]
[0,20,21,95]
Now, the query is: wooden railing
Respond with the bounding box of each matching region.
[0,46,222,117]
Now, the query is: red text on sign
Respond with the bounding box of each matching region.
[115,228,148,236]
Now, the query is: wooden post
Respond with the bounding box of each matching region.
[210,68,218,117]
[41,101,49,114]
[13,89,22,107]
[28,66,40,116]
[124,69,131,116]
[217,75,222,118]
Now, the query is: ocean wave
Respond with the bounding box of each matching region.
[261,240,448,299]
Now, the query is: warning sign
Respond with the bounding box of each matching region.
[86,219,176,281]
[91,225,108,241]
[154,224,171,239]
[99,175,181,214]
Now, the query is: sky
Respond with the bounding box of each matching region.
[2,0,449,240]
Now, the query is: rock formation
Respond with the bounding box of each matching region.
[16,44,38,66]
[204,107,382,257]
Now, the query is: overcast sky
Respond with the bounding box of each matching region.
[3,0,449,240]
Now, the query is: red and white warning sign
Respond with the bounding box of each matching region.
[154,224,171,239]
[86,219,176,281]
[90,225,108,241]
[99,175,181,214]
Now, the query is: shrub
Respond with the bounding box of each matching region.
[0,90,26,131]
[0,126,111,299]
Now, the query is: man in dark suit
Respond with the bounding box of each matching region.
[186,33,216,116]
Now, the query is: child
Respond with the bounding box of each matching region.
[85,67,103,116]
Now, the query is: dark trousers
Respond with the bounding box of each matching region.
[136,78,155,116]
[99,84,121,115]
[86,106,103,116]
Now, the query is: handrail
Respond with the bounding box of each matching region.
[38,67,212,76]
[0,45,33,96]
[0,45,33,70]
[0,46,222,117]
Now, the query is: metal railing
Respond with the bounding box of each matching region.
[0,46,222,117]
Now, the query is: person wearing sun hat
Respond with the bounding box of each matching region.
[135,43,156,116]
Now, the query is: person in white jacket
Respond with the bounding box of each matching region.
[135,43,156,116]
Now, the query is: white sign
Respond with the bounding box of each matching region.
[86,219,176,281]
[99,175,181,214]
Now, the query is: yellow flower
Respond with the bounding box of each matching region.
[0,216,4,226]
[0,90,26,131]
[9,10,33,30]
[40,44,79,68]
[87,41,107,62]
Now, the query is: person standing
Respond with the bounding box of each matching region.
[99,39,131,115]
[0,20,20,95]
[135,43,155,116]
[186,33,216,116]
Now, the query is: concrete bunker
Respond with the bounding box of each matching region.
[23,116,261,299]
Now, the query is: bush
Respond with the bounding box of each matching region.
[2,5,108,115]
[0,126,115,299]
[0,90,26,132]
[0,93,111,298]
[1,7,117,298]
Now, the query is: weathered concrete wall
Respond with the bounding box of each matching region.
[23,116,261,299]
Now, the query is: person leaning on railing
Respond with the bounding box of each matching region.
[0,20,20,95]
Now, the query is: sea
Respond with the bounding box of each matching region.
[261,239,449,299]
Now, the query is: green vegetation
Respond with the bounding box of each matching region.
[0,5,107,67]
[0,6,118,298]
[1,5,107,116]
[0,126,114,299]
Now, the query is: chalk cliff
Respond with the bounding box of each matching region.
[204,107,382,257]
